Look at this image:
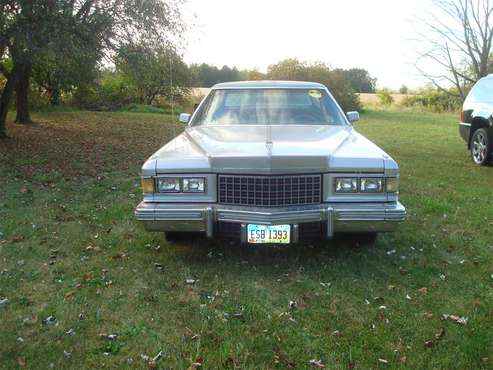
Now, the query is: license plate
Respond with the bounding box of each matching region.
[247,224,291,244]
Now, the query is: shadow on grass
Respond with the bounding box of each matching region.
[163,232,379,268]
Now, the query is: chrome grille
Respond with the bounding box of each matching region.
[218,174,322,207]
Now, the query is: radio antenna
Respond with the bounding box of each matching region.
[169,47,176,140]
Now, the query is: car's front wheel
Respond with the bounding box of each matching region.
[471,128,492,166]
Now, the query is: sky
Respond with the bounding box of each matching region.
[182,0,433,89]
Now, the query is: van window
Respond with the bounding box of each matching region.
[467,78,493,102]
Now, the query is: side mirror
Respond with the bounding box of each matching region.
[346,111,360,123]
[179,113,191,124]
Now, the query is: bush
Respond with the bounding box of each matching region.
[402,90,462,112]
[71,71,135,111]
[377,88,394,106]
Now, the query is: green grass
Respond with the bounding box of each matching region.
[0,110,492,369]
[122,104,170,114]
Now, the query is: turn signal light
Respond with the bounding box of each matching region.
[141,178,155,193]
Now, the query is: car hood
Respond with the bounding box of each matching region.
[147,125,392,174]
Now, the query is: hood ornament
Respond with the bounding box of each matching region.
[266,124,273,156]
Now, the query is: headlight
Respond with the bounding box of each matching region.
[360,178,383,193]
[335,178,358,193]
[183,178,205,193]
[386,177,399,193]
[141,178,155,193]
[157,177,181,192]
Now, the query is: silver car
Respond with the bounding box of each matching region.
[135,81,406,244]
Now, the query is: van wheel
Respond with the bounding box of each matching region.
[471,128,492,165]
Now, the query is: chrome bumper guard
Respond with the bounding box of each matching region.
[135,201,406,240]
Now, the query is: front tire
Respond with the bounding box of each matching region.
[470,128,492,166]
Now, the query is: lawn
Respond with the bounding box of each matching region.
[0,110,492,369]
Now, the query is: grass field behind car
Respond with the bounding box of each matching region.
[0,110,492,369]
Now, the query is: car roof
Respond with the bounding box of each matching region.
[211,80,326,89]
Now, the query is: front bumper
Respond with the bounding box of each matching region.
[135,201,406,241]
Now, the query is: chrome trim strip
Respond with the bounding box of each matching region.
[135,201,406,238]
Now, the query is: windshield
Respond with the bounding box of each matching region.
[191,88,347,126]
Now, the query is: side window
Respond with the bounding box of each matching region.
[190,92,215,126]
[467,79,493,103]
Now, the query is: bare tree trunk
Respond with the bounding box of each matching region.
[49,87,61,106]
[15,62,33,124]
[0,66,19,139]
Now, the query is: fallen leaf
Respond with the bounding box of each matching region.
[399,267,409,275]
[17,357,26,367]
[424,340,434,348]
[418,287,428,294]
[64,291,76,300]
[189,356,203,368]
[99,333,117,340]
[42,316,57,325]
[152,350,163,362]
[435,327,445,339]
[309,359,325,368]
[442,314,468,325]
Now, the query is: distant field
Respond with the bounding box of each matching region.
[359,93,409,105]
[0,110,492,369]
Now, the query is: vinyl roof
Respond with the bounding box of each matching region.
[211,80,326,89]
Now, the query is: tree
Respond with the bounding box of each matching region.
[0,0,184,139]
[239,68,266,80]
[333,68,377,93]
[266,59,361,111]
[416,0,493,98]
[32,39,100,106]
[399,84,409,94]
[116,44,189,105]
[189,63,242,87]
[267,59,306,81]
